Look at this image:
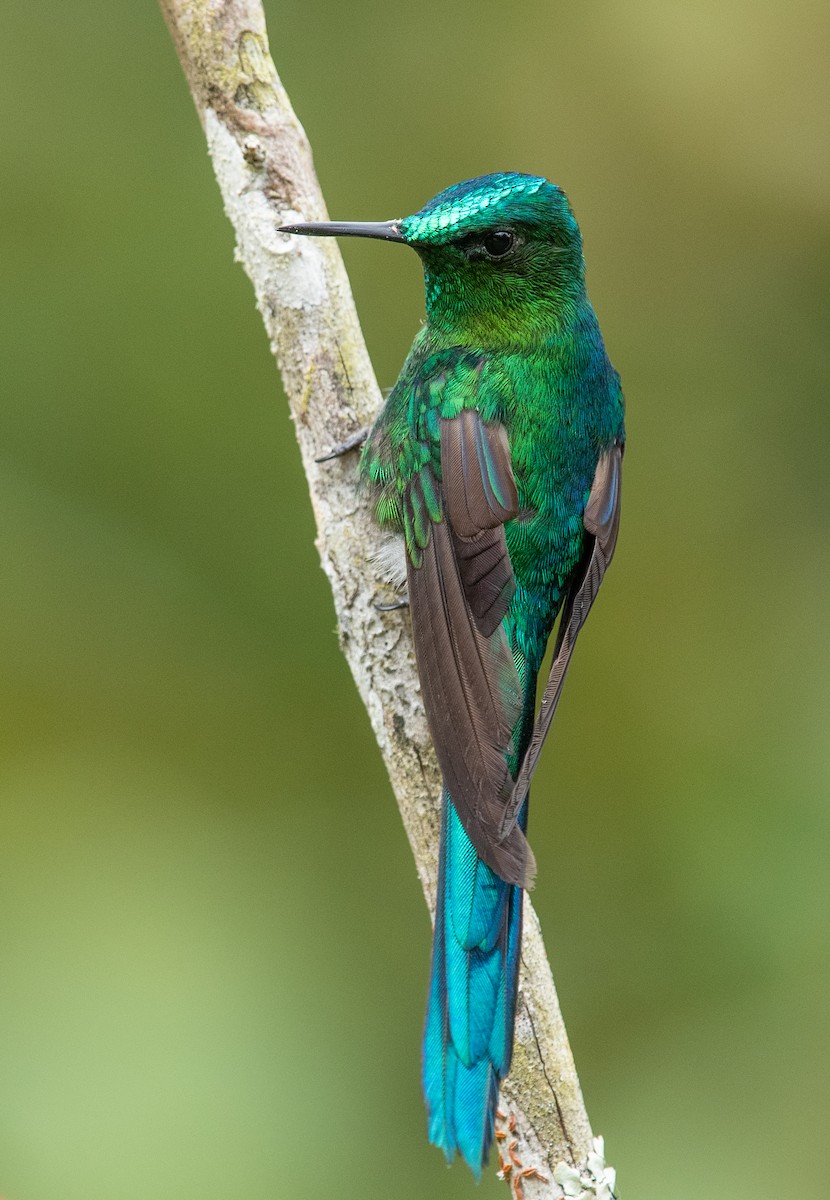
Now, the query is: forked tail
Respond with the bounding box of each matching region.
[422,791,525,1177]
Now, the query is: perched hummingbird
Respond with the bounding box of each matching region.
[279,173,624,1177]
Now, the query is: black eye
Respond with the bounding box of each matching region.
[481,230,516,259]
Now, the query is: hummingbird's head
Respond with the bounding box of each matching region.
[279,172,586,346]
[399,173,586,345]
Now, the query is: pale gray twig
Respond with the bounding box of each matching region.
[159,3,600,1191]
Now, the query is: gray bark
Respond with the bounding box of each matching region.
[159,3,612,1194]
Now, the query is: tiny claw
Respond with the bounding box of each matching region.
[496,1108,507,1121]
[374,595,409,612]
[315,426,370,462]
[508,1113,517,1133]
[495,1129,507,1141]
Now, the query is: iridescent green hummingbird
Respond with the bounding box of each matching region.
[279,173,624,1177]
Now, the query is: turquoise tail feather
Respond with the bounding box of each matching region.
[422,791,525,1177]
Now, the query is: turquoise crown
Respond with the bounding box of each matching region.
[399,173,564,246]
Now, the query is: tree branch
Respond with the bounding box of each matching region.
[159,2,605,1192]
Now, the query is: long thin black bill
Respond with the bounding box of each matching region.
[277,220,405,243]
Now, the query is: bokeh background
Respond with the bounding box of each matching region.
[1,1,828,1198]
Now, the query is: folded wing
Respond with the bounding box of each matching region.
[497,440,623,841]
[406,409,533,887]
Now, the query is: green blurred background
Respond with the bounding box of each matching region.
[1,1,828,1197]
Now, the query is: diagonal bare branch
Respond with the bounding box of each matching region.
[159,2,599,1191]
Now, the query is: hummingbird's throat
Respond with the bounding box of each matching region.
[422,267,571,347]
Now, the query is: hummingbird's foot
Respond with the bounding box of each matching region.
[374,594,409,612]
[315,426,370,462]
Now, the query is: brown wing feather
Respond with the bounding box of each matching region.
[441,409,519,536]
[451,528,516,638]
[497,441,623,841]
[407,514,533,888]
[440,411,518,636]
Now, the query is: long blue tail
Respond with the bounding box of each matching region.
[422,790,525,1177]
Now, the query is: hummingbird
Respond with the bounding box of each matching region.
[279,173,624,1177]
